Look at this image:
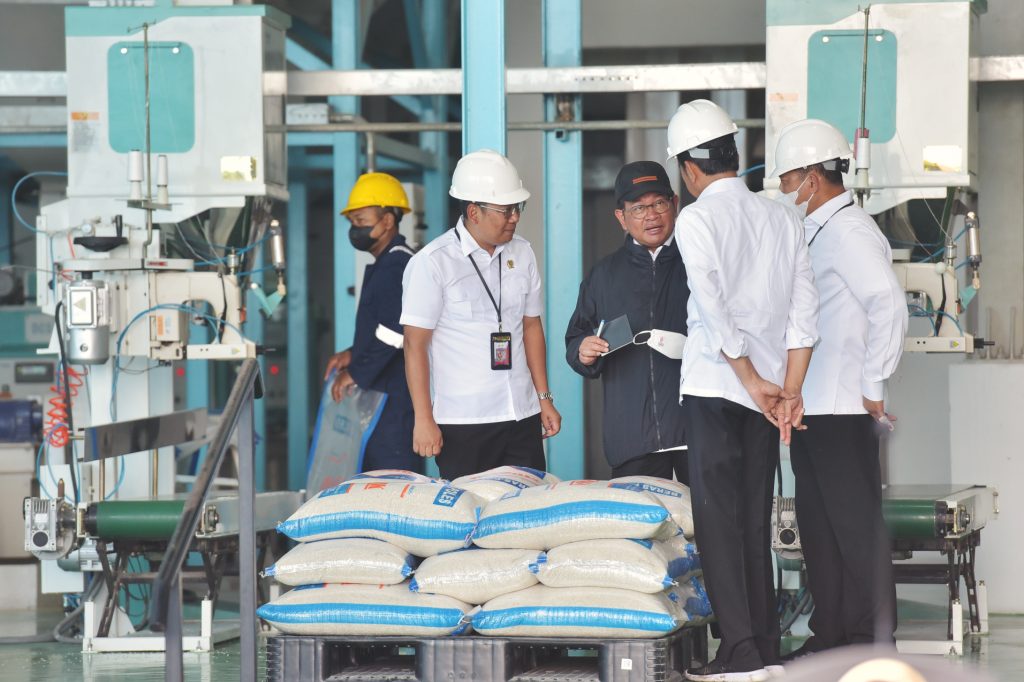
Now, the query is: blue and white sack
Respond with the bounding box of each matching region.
[533,537,699,593]
[411,548,541,605]
[349,469,446,484]
[660,535,701,581]
[278,481,482,557]
[472,481,673,550]
[257,583,470,636]
[451,466,560,503]
[262,538,417,587]
[473,585,681,638]
[611,476,694,538]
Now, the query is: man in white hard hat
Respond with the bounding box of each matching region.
[667,99,819,682]
[400,149,561,479]
[772,119,907,659]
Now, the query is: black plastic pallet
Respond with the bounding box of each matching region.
[265,627,708,682]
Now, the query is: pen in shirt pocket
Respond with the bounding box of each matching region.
[595,319,606,338]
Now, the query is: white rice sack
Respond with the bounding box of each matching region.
[659,534,701,581]
[451,466,560,503]
[410,548,541,604]
[534,539,685,593]
[472,481,672,550]
[611,476,694,537]
[667,575,713,622]
[349,469,445,484]
[262,538,416,587]
[473,585,681,638]
[257,583,470,636]
[277,481,482,556]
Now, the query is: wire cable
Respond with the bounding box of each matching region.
[52,301,80,503]
[11,171,68,234]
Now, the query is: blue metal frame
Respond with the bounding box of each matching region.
[286,179,310,491]
[423,0,449,241]
[461,0,506,154]
[244,250,267,491]
[542,0,583,480]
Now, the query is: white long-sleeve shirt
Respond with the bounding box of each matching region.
[801,191,908,414]
[675,177,819,412]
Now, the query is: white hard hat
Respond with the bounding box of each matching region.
[666,99,739,160]
[770,118,852,177]
[449,149,531,204]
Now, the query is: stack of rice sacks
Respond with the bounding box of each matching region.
[464,475,710,639]
[257,466,710,639]
[257,470,482,636]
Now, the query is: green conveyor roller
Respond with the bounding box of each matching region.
[85,500,186,540]
[882,498,941,539]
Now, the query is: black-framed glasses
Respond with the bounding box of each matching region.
[623,198,672,219]
[476,202,526,219]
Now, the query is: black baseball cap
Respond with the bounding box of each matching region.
[614,161,674,204]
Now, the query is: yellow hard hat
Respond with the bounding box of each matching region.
[341,172,411,215]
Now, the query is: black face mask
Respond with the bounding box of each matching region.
[348,225,377,252]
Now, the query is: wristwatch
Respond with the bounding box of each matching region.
[538,391,554,401]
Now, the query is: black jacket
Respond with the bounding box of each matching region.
[564,236,689,467]
[348,234,414,412]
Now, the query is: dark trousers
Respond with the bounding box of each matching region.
[611,448,689,485]
[362,398,423,474]
[790,414,896,649]
[683,396,779,668]
[436,413,546,480]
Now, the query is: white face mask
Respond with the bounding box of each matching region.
[777,175,813,219]
[633,329,687,360]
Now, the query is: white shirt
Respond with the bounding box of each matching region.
[801,191,908,414]
[675,177,819,411]
[400,218,544,424]
[634,234,675,261]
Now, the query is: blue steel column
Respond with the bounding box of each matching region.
[244,249,267,491]
[542,0,583,480]
[333,0,360,348]
[287,180,310,491]
[461,0,506,154]
[423,0,449,240]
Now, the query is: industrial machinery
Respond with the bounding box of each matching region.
[765,0,987,354]
[772,485,998,656]
[17,1,298,653]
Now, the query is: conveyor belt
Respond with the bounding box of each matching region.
[85,500,186,540]
[882,498,942,539]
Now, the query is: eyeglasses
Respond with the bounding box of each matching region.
[476,202,526,219]
[623,198,672,219]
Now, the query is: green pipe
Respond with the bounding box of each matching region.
[882,499,941,539]
[87,500,186,540]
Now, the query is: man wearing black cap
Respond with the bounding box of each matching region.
[564,161,689,480]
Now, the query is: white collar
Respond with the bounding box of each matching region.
[454,217,505,259]
[805,190,854,228]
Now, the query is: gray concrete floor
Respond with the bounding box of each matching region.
[1,603,1022,681]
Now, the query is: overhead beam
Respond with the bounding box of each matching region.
[4,56,1023,100]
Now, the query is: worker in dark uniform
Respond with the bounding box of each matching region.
[565,161,689,480]
[323,172,421,473]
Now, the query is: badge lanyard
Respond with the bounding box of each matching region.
[455,228,511,370]
[808,201,855,248]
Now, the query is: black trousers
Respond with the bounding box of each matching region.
[683,397,779,668]
[790,414,896,649]
[611,448,689,485]
[436,413,546,480]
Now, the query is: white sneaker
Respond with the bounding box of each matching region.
[765,665,786,678]
[684,660,770,682]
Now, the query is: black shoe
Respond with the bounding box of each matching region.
[685,658,769,682]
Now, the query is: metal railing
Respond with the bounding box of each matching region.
[149,358,263,682]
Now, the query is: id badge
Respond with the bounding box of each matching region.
[490,332,512,370]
